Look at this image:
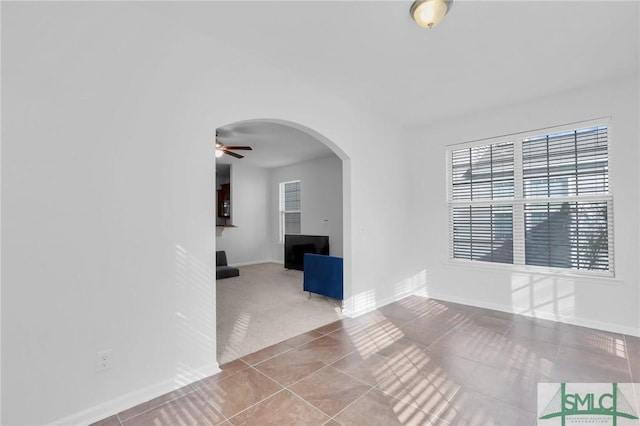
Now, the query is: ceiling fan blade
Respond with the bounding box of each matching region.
[224,150,244,159]
[225,146,253,150]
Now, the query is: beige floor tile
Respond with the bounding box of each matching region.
[376,362,461,417]
[191,359,251,390]
[561,326,626,357]
[434,387,536,426]
[334,388,436,426]
[240,341,292,365]
[504,321,565,345]
[282,330,324,348]
[254,347,327,387]
[289,366,371,417]
[118,386,196,421]
[415,350,481,386]
[228,390,329,426]
[196,368,282,418]
[398,323,449,347]
[315,320,347,335]
[551,344,632,383]
[121,391,225,426]
[295,335,356,365]
[330,351,407,386]
[89,415,121,426]
[464,363,539,412]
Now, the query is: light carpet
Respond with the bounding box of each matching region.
[216,262,343,364]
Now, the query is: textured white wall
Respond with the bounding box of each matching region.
[406,75,640,336]
[1,3,408,425]
[269,155,343,262]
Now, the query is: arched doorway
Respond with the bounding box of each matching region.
[213,118,351,364]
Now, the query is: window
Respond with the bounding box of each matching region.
[279,180,301,243]
[448,121,613,275]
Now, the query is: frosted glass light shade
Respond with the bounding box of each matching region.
[411,0,452,29]
[215,149,224,158]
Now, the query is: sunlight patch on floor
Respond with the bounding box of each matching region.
[222,312,252,362]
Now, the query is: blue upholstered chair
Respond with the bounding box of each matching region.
[303,253,343,300]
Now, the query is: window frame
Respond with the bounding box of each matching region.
[446,118,614,278]
[279,180,301,244]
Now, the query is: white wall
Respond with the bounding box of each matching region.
[216,164,271,265]
[216,154,344,266]
[269,155,343,262]
[407,75,640,336]
[1,3,410,425]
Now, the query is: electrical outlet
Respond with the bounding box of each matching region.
[96,349,112,373]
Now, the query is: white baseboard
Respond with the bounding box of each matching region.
[48,363,220,426]
[344,289,639,337]
[427,292,640,337]
[342,293,399,319]
[342,280,429,319]
[229,259,282,267]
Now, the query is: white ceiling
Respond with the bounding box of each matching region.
[216,120,335,168]
[145,1,639,166]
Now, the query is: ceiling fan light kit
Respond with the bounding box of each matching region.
[410,0,453,29]
[215,139,253,159]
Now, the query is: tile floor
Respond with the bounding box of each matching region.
[93,296,639,426]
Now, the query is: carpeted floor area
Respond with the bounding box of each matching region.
[216,262,343,364]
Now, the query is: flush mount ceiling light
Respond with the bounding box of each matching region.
[410,0,453,29]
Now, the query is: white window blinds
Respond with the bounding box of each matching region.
[451,142,514,201]
[448,122,613,275]
[280,180,301,242]
[450,142,515,264]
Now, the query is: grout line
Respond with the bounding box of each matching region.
[249,350,374,419]
[244,328,334,368]
[244,346,295,367]
[294,362,335,386]
[224,387,289,424]
[198,364,288,425]
[319,361,374,388]
[623,335,635,381]
[549,327,564,382]
[326,386,377,422]
[285,380,346,421]
[371,360,465,420]
[117,385,200,423]
[421,385,462,426]
[422,313,471,349]
[230,325,338,368]
[248,363,282,382]
[193,386,231,425]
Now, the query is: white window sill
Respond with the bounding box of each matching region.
[443,259,621,285]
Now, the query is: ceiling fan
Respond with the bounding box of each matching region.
[215,135,253,159]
